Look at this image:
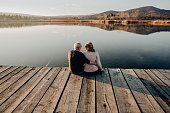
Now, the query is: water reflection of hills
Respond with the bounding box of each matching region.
[0,22,170,35]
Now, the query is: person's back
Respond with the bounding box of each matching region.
[68,50,90,74]
[83,42,103,73]
[83,51,102,72]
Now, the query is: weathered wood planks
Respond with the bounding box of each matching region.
[33,68,70,113]
[158,69,170,80]
[96,69,118,113]
[0,67,31,94]
[0,65,169,113]
[13,68,61,113]
[0,66,20,81]
[145,69,170,96]
[134,69,169,112]
[0,67,41,108]
[121,69,164,113]
[0,67,51,113]
[77,74,95,113]
[151,69,170,86]
[0,66,11,74]
[109,69,141,113]
[55,73,84,113]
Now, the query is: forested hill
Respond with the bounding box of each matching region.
[79,6,170,20]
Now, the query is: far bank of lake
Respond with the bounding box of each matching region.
[1,19,170,26]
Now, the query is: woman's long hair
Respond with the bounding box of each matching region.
[85,42,95,52]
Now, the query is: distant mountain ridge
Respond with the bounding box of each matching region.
[79,6,170,20]
[0,6,170,21]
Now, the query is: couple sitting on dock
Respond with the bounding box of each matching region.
[68,42,103,75]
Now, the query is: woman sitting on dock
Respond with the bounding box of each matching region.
[83,42,103,75]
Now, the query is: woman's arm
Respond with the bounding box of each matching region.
[96,52,103,71]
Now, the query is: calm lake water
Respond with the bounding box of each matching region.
[0,23,170,69]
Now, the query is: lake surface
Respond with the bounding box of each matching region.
[0,22,170,69]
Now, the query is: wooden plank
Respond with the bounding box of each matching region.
[77,74,95,113]
[145,69,170,97]
[151,69,170,87]
[13,67,61,113]
[0,67,51,113]
[0,67,41,105]
[158,69,170,80]
[134,69,169,112]
[109,69,141,113]
[164,69,170,75]
[0,66,25,85]
[33,68,70,113]
[121,69,164,113]
[164,70,170,73]
[0,67,31,93]
[55,73,83,113]
[0,66,19,80]
[95,69,118,113]
[0,66,11,73]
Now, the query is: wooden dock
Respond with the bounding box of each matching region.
[0,65,169,113]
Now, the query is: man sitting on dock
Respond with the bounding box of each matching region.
[68,42,96,75]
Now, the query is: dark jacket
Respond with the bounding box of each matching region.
[68,50,90,74]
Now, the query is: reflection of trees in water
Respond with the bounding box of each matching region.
[102,24,170,35]
[0,22,170,35]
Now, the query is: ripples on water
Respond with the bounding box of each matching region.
[0,22,170,69]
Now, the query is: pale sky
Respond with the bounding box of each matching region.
[0,0,170,16]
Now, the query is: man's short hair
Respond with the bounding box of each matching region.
[74,42,82,50]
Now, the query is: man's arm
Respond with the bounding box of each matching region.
[81,53,96,65]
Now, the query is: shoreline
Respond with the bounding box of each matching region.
[0,20,170,26]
